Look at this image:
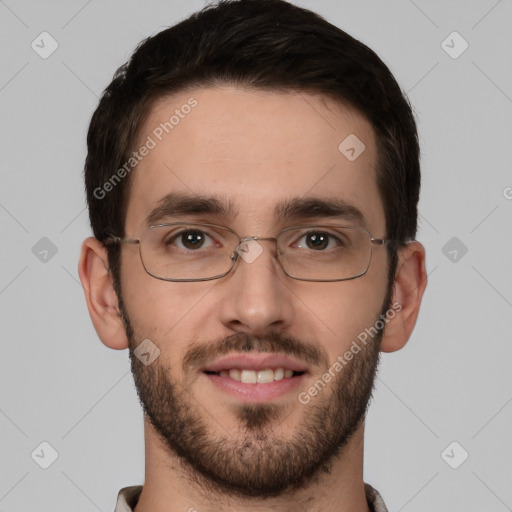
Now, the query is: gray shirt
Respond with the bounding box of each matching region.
[113,483,389,511]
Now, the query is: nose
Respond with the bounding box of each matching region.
[217,238,296,336]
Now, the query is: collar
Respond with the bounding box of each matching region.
[114,482,389,511]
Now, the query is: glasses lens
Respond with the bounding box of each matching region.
[137,223,372,282]
[278,226,372,281]
[139,224,237,281]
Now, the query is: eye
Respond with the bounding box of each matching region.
[294,230,345,251]
[165,229,218,251]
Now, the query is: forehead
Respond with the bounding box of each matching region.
[125,86,385,234]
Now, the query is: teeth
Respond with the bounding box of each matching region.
[257,369,274,384]
[228,369,241,381]
[274,368,284,381]
[241,369,257,384]
[218,367,299,383]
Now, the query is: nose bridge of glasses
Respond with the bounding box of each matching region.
[235,235,277,253]
[233,236,278,258]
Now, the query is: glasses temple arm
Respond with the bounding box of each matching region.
[104,236,140,246]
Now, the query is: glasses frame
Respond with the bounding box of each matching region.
[105,221,395,283]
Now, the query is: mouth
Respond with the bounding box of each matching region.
[203,368,305,383]
[200,353,309,402]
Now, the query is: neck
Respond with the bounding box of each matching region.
[134,419,371,512]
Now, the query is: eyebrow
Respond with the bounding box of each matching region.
[145,192,238,226]
[145,191,365,227]
[275,196,364,225]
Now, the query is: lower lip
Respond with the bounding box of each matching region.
[203,372,308,402]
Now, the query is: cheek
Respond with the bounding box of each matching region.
[301,273,388,361]
[119,250,202,338]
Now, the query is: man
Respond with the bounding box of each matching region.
[78,0,427,510]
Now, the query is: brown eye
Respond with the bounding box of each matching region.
[305,232,329,250]
[164,229,214,250]
[295,231,342,251]
[180,230,206,250]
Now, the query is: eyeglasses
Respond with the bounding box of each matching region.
[105,222,394,282]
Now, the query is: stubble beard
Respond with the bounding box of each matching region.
[119,293,388,499]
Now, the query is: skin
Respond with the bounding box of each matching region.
[79,86,427,512]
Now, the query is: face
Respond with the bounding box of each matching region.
[118,86,391,498]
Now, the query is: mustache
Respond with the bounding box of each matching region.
[182,331,327,373]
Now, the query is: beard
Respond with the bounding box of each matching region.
[119,291,390,499]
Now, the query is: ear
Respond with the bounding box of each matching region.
[380,241,427,353]
[78,237,129,350]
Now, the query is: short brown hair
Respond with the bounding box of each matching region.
[84,0,420,288]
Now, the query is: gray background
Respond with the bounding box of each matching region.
[1,0,511,510]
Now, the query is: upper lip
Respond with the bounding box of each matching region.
[202,353,309,373]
